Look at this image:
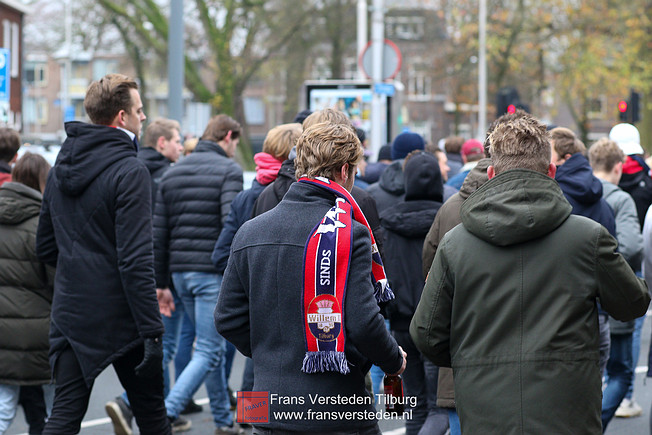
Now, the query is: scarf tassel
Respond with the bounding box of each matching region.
[302,351,350,375]
[374,279,395,303]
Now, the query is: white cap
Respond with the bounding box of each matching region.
[609,123,644,155]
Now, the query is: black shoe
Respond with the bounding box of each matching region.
[169,416,192,433]
[105,396,133,435]
[180,400,203,415]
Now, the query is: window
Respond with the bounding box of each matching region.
[407,60,432,101]
[92,59,118,80]
[25,64,47,86]
[386,16,425,41]
[243,97,265,125]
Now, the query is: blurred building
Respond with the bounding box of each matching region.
[0,0,28,131]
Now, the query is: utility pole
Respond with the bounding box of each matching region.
[370,0,384,161]
[478,0,487,139]
[357,0,368,80]
[168,0,184,125]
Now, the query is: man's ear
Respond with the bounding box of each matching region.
[487,165,495,180]
[116,109,127,128]
[156,136,166,152]
[547,163,557,178]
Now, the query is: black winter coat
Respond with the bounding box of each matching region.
[0,182,54,385]
[138,147,172,210]
[381,152,443,331]
[153,140,243,287]
[36,122,163,385]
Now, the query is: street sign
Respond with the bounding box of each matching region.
[374,82,395,96]
[0,49,9,103]
[359,39,402,81]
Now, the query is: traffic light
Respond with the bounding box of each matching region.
[618,100,628,122]
[496,87,529,118]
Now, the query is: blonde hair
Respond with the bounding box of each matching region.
[489,115,551,175]
[588,137,625,173]
[550,127,583,158]
[262,123,302,161]
[295,122,362,180]
[302,108,353,131]
[183,137,198,155]
[143,118,181,149]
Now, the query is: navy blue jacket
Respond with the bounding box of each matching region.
[555,153,616,237]
[211,179,267,273]
[153,140,243,287]
[36,122,163,385]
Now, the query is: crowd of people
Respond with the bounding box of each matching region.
[1,72,651,435]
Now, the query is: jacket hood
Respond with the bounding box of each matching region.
[600,179,619,199]
[0,181,42,225]
[138,147,170,174]
[378,160,405,195]
[54,122,137,196]
[555,153,604,205]
[403,151,443,202]
[461,169,572,246]
[381,200,442,238]
[459,158,491,199]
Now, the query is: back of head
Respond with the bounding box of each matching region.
[588,137,625,173]
[461,139,485,162]
[262,123,303,161]
[402,150,442,201]
[391,132,425,160]
[302,108,353,131]
[143,118,181,149]
[201,114,241,143]
[609,123,643,156]
[293,109,313,125]
[484,109,530,157]
[550,127,582,157]
[84,74,138,126]
[184,137,198,155]
[377,144,392,162]
[295,122,362,180]
[444,136,464,154]
[489,114,551,175]
[12,152,51,193]
[0,128,21,163]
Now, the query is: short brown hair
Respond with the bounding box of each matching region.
[12,152,51,193]
[550,127,582,158]
[143,118,181,149]
[0,128,20,162]
[295,122,363,180]
[588,138,625,173]
[484,109,530,158]
[444,136,464,154]
[84,74,139,126]
[488,115,551,175]
[302,108,353,131]
[201,114,241,143]
[262,123,302,161]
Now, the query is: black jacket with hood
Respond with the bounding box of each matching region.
[137,146,172,210]
[36,122,163,385]
[367,160,405,215]
[381,152,443,331]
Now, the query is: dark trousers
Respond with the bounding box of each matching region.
[19,386,47,434]
[43,344,170,435]
[392,330,428,435]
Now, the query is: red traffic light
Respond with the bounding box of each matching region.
[618,100,628,113]
[507,104,516,114]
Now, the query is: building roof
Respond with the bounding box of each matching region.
[0,0,31,15]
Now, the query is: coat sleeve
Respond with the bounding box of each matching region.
[411,235,454,367]
[595,225,650,321]
[612,191,643,270]
[214,242,251,357]
[422,209,443,279]
[35,174,58,268]
[115,163,164,338]
[357,193,385,261]
[219,164,244,227]
[153,183,171,288]
[344,223,403,374]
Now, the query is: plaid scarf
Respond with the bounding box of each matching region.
[299,177,393,374]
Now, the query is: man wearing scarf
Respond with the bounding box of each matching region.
[215,122,406,435]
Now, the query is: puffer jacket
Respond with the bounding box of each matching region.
[411,169,649,434]
[137,146,172,210]
[0,182,54,385]
[153,140,243,287]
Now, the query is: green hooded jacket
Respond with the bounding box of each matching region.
[411,169,650,434]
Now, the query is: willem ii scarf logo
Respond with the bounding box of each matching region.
[299,177,394,375]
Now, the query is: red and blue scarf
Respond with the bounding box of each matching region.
[299,177,393,374]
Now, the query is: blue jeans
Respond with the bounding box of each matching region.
[165,272,231,427]
[175,312,196,379]
[626,315,645,399]
[419,360,449,435]
[162,288,185,396]
[602,333,634,430]
[448,409,461,435]
[0,384,20,433]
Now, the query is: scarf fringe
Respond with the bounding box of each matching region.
[302,351,350,374]
[374,279,395,303]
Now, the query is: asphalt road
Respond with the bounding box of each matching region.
[6,316,652,435]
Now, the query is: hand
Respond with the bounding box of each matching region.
[393,346,407,375]
[156,288,175,317]
[135,336,163,377]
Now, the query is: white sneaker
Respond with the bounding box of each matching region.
[615,398,643,418]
